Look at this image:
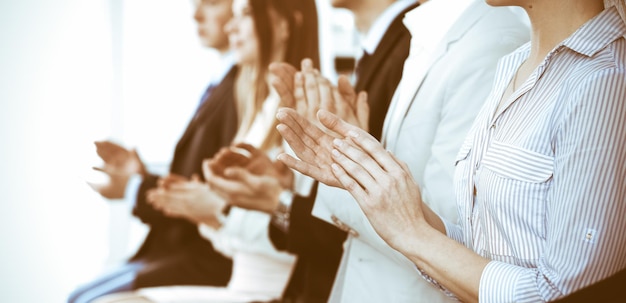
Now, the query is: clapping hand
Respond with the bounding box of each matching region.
[277,108,427,248]
[203,143,293,214]
[89,140,146,199]
[270,58,370,131]
[147,173,227,228]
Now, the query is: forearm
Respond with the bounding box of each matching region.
[421,202,446,234]
[132,173,168,224]
[399,223,489,303]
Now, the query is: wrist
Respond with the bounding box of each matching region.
[271,189,294,233]
[394,221,438,267]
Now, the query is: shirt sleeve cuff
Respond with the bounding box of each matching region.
[270,189,294,233]
[125,174,143,207]
[479,261,531,303]
[442,216,464,244]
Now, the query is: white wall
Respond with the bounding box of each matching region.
[0,1,114,301]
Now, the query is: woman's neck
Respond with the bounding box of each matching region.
[523,0,604,65]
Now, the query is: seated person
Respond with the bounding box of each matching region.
[91,0,320,301]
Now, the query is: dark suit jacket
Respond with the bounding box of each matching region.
[130,67,239,286]
[355,3,415,141]
[551,268,626,303]
[270,4,417,302]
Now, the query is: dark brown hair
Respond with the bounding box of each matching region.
[250,0,320,70]
[234,0,320,150]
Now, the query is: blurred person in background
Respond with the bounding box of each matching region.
[91,0,320,302]
[69,0,237,302]
[203,1,418,301]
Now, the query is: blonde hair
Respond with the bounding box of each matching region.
[233,66,281,152]
[231,0,320,152]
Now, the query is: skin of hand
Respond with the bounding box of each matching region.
[294,58,369,132]
[279,107,431,245]
[270,58,369,131]
[275,107,346,188]
[204,143,294,213]
[323,112,428,249]
[89,141,147,199]
[209,143,293,187]
[281,108,488,302]
[269,61,298,108]
[208,145,254,177]
[146,174,226,228]
[203,160,285,214]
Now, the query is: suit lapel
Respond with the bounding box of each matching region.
[382,0,490,148]
[355,3,418,94]
[176,67,237,150]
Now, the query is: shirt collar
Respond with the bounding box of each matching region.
[359,0,417,55]
[210,51,236,84]
[402,0,472,48]
[562,6,626,57]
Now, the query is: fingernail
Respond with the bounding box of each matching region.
[333,138,343,147]
[331,149,341,158]
[331,163,340,171]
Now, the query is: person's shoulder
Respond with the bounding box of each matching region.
[453,6,529,60]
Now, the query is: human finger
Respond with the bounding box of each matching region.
[293,72,308,116]
[355,91,370,131]
[330,162,368,203]
[317,109,363,139]
[331,139,386,189]
[317,74,336,114]
[233,143,262,158]
[276,153,327,184]
[337,75,358,109]
[302,68,321,118]
[276,109,327,163]
[340,126,400,174]
[206,171,251,198]
[300,58,314,72]
[269,62,297,108]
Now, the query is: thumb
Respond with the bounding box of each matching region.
[356,91,370,131]
[224,167,253,184]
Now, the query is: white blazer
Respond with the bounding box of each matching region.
[312,1,530,302]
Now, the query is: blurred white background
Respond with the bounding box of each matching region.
[0,0,355,302]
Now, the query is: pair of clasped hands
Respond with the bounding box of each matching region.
[92,58,430,251]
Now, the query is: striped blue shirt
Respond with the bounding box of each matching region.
[443,7,626,302]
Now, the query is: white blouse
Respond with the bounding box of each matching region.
[140,92,295,303]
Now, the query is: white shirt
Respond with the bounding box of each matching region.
[196,91,294,301]
[442,7,626,302]
[358,0,417,56]
[208,51,236,87]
